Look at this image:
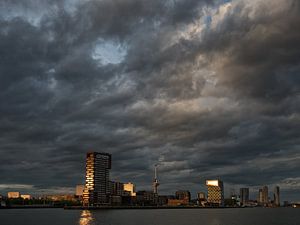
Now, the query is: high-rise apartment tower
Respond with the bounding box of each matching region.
[83,152,111,206]
[274,186,280,207]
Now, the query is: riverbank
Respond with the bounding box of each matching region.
[64,205,248,210]
[2,205,292,210]
[0,205,62,209]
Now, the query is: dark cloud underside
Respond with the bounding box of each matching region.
[0,0,299,201]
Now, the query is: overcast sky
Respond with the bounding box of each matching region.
[0,0,299,201]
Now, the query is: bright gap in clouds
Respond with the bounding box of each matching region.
[92,40,127,65]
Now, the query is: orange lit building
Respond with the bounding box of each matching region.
[83,152,111,206]
[123,182,136,196]
[206,180,224,206]
[7,192,20,198]
[76,185,85,197]
[167,199,189,206]
[46,194,76,201]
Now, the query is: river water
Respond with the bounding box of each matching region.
[0,208,299,225]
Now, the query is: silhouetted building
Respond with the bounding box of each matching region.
[109,195,122,205]
[83,152,111,206]
[206,180,224,206]
[175,190,191,202]
[274,186,280,207]
[283,201,289,207]
[258,188,263,204]
[110,181,124,196]
[229,194,240,207]
[197,192,206,200]
[262,186,268,205]
[240,188,249,206]
[109,181,133,197]
[197,192,206,206]
[158,195,168,205]
[0,195,6,207]
[136,191,157,206]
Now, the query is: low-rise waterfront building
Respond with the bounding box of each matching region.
[46,194,77,202]
[7,192,20,198]
[76,185,84,197]
[197,192,206,200]
[20,194,31,200]
[197,192,206,206]
[167,199,189,206]
[175,190,191,203]
[136,191,157,206]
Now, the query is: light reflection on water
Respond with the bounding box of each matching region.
[79,210,94,225]
[0,208,299,225]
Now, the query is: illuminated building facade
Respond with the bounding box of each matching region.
[124,182,136,196]
[46,194,76,201]
[240,188,249,206]
[83,152,111,206]
[206,180,224,206]
[274,186,280,207]
[20,194,31,200]
[7,192,20,198]
[76,185,84,196]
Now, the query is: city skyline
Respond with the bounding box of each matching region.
[0,152,290,206]
[0,0,299,202]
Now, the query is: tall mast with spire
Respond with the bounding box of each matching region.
[153,164,159,194]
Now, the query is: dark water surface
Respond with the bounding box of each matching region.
[0,208,299,225]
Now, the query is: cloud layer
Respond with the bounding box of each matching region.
[0,0,299,201]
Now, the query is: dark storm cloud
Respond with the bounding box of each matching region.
[0,0,299,201]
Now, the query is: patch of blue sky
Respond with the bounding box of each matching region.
[202,0,231,29]
[220,0,232,4]
[204,15,212,28]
